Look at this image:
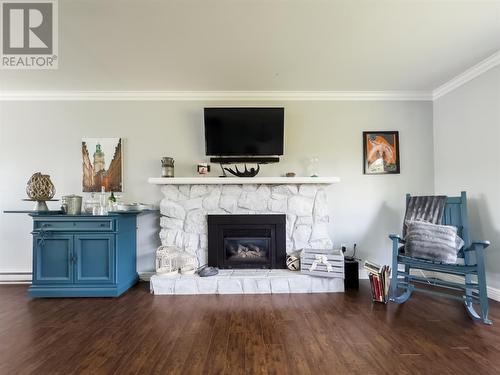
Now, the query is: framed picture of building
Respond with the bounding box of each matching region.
[363,131,400,174]
[82,138,123,192]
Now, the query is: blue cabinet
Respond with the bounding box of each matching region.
[29,214,139,298]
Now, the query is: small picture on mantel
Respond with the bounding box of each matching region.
[363,131,400,174]
[82,138,123,192]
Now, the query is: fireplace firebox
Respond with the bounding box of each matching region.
[207,214,286,269]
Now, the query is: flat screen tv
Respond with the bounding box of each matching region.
[204,107,284,156]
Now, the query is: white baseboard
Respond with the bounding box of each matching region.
[416,271,500,302]
[487,285,500,302]
[0,272,154,284]
[138,272,154,282]
[0,272,32,283]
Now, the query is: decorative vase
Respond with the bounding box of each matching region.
[26,172,56,201]
[161,157,175,177]
[307,157,320,177]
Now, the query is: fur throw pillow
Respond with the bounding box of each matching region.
[405,220,464,264]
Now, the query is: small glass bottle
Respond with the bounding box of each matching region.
[99,186,107,215]
[108,191,117,211]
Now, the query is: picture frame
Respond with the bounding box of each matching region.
[363,131,400,175]
[82,138,123,192]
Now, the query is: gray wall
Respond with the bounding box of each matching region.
[434,66,500,289]
[0,100,434,276]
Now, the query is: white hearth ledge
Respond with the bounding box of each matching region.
[148,176,340,185]
[150,269,344,295]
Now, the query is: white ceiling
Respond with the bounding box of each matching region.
[1,0,499,91]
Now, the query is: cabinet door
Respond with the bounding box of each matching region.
[74,234,115,284]
[33,234,73,284]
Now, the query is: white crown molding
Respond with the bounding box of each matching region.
[433,50,500,100]
[3,49,499,102]
[0,90,432,101]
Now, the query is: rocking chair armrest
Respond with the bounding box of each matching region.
[464,241,491,252]
[389,234,405,244]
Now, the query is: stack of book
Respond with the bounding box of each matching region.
[364,260,390,303]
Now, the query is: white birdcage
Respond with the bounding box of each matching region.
[155,246,182,277]
[178,252,198,275]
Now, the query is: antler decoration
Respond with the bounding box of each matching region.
[223,164,260,177]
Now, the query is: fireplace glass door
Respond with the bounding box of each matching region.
[224,237,271,266]
[208,214,286,269]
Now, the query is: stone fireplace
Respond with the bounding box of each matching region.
[207,214,286,269]
[158,182,334,268]
[149,177,343,294]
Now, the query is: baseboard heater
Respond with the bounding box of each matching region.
[0,272,32,283]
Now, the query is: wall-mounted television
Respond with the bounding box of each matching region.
[204,107,284,156]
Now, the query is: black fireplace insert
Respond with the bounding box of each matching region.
[207,214,286,269]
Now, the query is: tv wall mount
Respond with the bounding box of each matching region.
[210,157,280,178]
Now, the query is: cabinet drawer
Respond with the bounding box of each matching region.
[34,219,115,232]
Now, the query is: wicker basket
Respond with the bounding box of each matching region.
[300,248,344,278]
[26,172,55,201]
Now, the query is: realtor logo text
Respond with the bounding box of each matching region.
[1,0,58,69]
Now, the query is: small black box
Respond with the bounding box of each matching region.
[344,259,359,289]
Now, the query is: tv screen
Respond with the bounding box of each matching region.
[204,107,284,156]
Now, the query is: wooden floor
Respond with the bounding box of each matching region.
[1,282,500,375]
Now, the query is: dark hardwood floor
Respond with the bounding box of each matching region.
[1,281,500,375]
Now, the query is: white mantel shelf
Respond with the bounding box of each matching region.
[148,176,340,185]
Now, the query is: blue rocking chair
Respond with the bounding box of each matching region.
[389,192,492,324]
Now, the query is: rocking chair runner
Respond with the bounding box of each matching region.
[389,192,492,324]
